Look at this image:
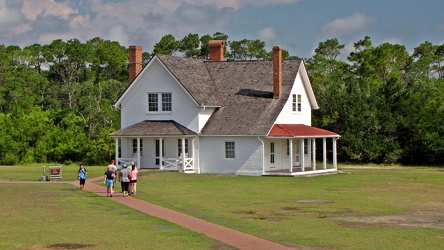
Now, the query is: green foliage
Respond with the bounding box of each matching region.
[308,36,444,164]
[0,39,121,165]
[153,34,180,55]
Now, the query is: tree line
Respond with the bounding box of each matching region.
[0,33,443,165]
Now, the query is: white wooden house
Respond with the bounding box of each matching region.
[110,41,340,176]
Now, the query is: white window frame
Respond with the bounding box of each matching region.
[147,92,172,113]
[292,94,302,112]
[224,141,235,159]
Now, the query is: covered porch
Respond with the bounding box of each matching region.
[109,120,198,173]
[263,124,340,177]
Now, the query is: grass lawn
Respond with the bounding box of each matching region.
[1,164,443,249]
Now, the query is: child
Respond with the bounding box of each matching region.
[104,165,115,197]
[77,164,87,190]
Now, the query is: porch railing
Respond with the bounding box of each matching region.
[117,154,138,169]
[162,157,194,173]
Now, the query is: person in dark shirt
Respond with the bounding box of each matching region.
[103,165,115,197]
[77,164,87,190]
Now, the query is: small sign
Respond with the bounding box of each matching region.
[49,166,62,181]
[50,167,61,174]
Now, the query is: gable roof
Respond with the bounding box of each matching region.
[114,54,322,137]
[268,124,340,138]
[109,120,197,137]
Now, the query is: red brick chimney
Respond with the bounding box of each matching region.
[129,45,143,83]
[273,45,282,99]
[208,40,225,61]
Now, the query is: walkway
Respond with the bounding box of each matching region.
[73,176,294,250]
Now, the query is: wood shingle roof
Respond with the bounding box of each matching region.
[157,55,223,107]
[109,120,197,137]
[200,60,301,135]
[153,56,302,136]
[113,55,305,137]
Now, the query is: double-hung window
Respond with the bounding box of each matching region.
[148,93,172,113]
[292,94,302,112]
[225,141,235,159]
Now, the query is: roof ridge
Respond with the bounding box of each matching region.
[276,124,294,136]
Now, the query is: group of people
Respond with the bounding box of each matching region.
[104,160,138,197]
[77,160,138,198]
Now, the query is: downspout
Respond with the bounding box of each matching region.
[257,136,265,175]
[193,137,199,174]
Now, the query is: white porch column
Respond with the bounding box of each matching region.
[289,139,293,173]
[312,138,316,170]
[301,139,305,172]
[115,138,119,166]
[333,138,338,170]
[307,138,312,170]
[181,137,186,171]
[323,138,327,170]
[159,137,164,170]
[137,137,141,169]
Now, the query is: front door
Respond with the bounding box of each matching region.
[293,139,301,166]
[269,142,276,169]
[155,139,165,165]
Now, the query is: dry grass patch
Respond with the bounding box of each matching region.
[333,211,444,230]
[30,243,96,249]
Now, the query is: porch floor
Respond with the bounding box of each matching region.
[264,166,337,176]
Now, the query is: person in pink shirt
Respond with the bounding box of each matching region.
[129,162,138,196]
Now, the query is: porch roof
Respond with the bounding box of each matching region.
[109,120,197,137]
[268,124,340,138]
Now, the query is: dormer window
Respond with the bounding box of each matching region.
[292,94,301,112]
[148,93,172,113]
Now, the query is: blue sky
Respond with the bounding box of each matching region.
[0,0,443,58]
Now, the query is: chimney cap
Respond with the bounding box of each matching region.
[209,40,225,47]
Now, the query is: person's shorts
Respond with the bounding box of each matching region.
[130,180,137,183]
[121,182,129,192]
[79,179,86,185]
[106,179,114,187]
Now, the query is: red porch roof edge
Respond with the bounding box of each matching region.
[268,124,340,137]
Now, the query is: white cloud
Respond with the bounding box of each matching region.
[343,40,356,57]
[22,0,77,21]
[0,0,23,24]
[257,26,277,41]
[0,0,26,35]
[322,12,372,37]
[0,0,303,49]
[241,0,301,7]
[380,37,402,45]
